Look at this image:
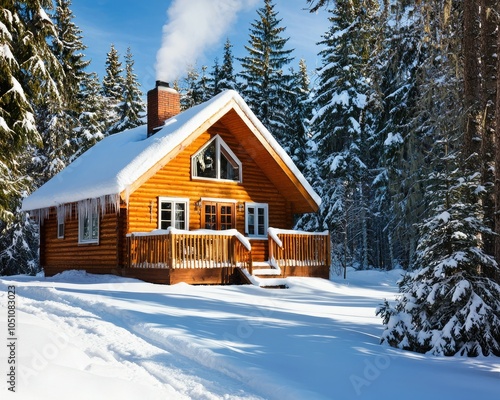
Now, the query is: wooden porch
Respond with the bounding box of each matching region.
[124,228,330,285]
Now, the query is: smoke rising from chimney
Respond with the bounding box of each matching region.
[156,0,258,82]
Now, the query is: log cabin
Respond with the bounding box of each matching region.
[22,82,330,285]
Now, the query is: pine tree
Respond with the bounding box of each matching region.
[114,47,145,132]
[238,0,294,145]
[0,0,64,274]
[370,1,430,269]
[198,65,212,102]
[102,44,125,135]
[305,0,379,269]
[180,65,202,109]
[0,0,62,221]
[74,72,105,159]
[210,58,221,95]
[32,0,90,185]
[283,59,311,172]
[379,142,500,356]
[217,38,238,93]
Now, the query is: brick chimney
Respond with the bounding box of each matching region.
[147,81,181,137]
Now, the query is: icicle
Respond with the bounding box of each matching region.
[32,207,51,225]
[77,194,120,220]
[56,204,65,225]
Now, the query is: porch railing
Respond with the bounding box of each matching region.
[126,228,330,272]
[126,229,252,270]
[268,228,331,268]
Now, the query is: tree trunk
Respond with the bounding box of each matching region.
[463,0,481,163]
[494,4,500,273]
[480,0,497,256]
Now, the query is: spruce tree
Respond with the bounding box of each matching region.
[0,0,62,220]
[305,0,379,269]
[102,44,125,135]
[197,65,212,103]
[238,0,294,145]
[32,0,90,185]
[180,65,202,109]
[283,59,311,172]
[74,72,105,159]
[379,142,500,356]
[114,47,145,132]
[217,38,238,93]
[0,0,64,274]
[210,58,221,96]
[369,1,429,269]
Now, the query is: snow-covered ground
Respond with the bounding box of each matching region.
[1,268,498,399]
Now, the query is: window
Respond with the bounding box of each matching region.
[57,221,64,239]
[57,210,64,239]
[245,203,268,237]
[79,211,99,244]
[201,201,235,230]
[192,135,242,182]
[158,197,189,230]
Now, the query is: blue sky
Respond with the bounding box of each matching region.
[70,0,329,91]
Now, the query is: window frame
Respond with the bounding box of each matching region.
[158,197,190,230]
[57,221,65,239]
[201,200,236,231]
[245,203,269,238]
[191,135,242,183]
[78,210,99,244]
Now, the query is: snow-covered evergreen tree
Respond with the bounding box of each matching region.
[114,47,145,132]
[197,65,212,103]
[238,0,294,146]
[102,44,125,135]
[304,0,379,269]
[0,0,62,221]
[379,147,500,356]
[368,1,429,269]
[32,0,90,185]
[0,210,39,275]
[0,0,65,274]
[283,59,311,173]
[74,71,105,159]
[216,38,238,93]
[180,65,202,109]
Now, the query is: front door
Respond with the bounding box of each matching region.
[202,201,235,230]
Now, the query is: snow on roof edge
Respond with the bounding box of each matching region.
[229,91,322,208]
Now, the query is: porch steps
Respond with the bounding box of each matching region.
[239,262,289,288]
[252,261,282,276]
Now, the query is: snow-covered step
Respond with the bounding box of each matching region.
[239,266,288,288]
[251,261,282,277]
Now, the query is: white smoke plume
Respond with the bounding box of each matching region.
[156,0,258,83]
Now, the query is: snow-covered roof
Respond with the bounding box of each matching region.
[22,90,321,212]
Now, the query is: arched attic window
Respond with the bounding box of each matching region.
[191,135,242,182]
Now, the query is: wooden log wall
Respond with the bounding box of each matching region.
[40,205,121,276]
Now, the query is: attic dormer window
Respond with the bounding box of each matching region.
[191,135,242,182]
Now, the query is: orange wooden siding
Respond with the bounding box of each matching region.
[127,122,293,234]
[40,206,121,275]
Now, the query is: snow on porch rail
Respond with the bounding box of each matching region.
[268,228,331,268]
[126,228,252,269]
